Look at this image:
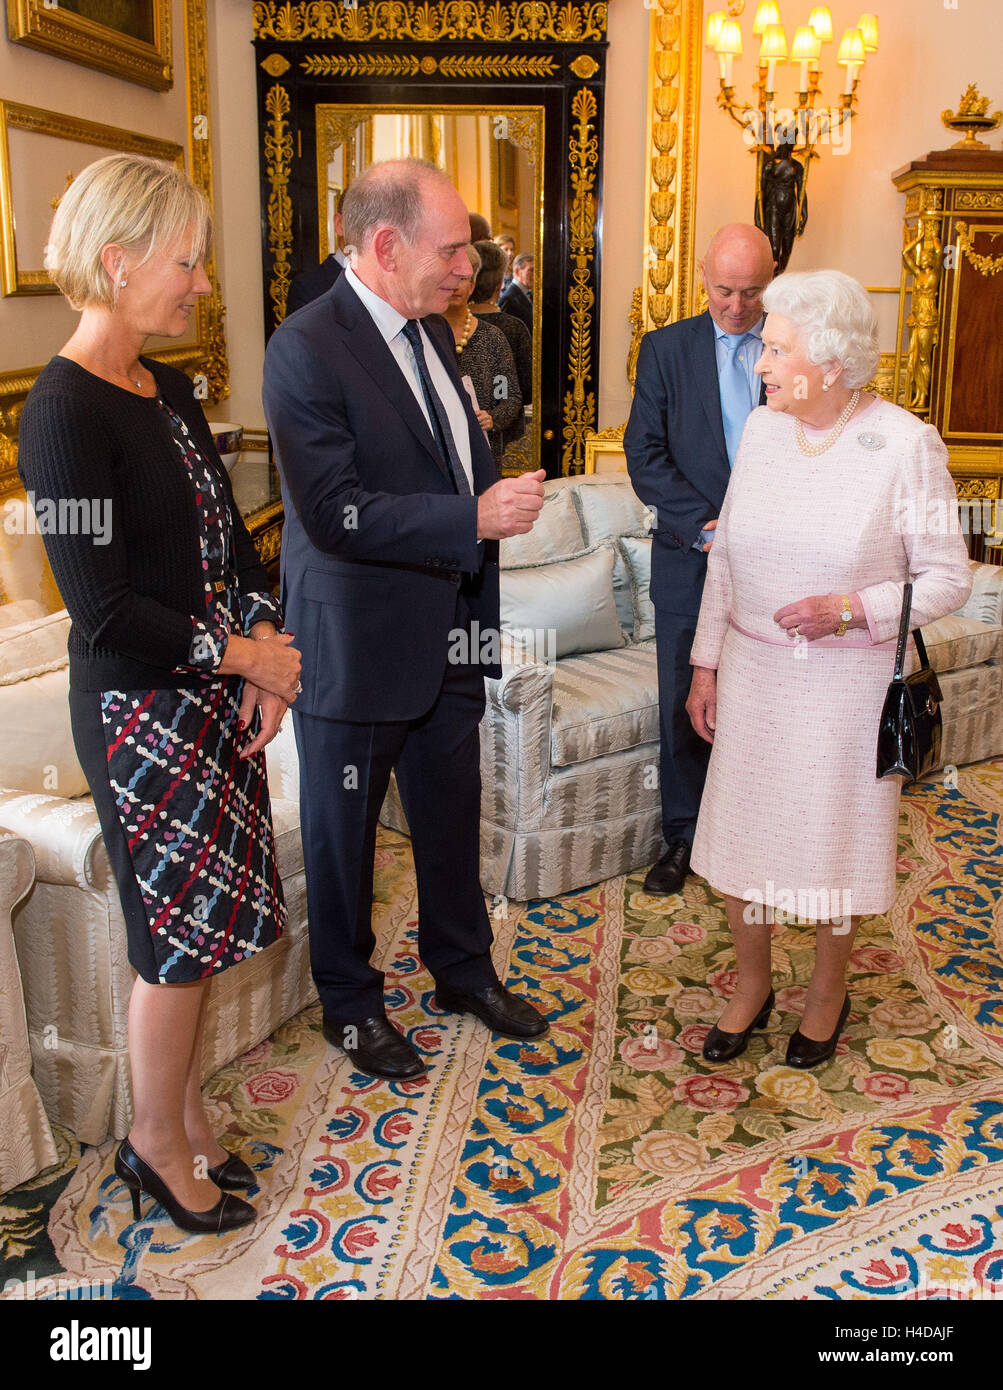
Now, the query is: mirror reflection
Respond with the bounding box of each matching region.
[314,105,543,472]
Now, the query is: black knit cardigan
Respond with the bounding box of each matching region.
[18,355,275,691]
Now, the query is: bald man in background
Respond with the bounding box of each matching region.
[624,224,775,895]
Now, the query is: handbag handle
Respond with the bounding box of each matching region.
[893,581,931,680]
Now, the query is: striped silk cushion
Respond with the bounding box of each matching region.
[919,614,1000,675]
[550,642,659,767]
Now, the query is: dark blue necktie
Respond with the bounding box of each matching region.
[400,319,471,495]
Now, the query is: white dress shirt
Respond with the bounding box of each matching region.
[344,266,474,492]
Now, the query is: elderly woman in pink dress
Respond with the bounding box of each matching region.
[685,269,971,1069]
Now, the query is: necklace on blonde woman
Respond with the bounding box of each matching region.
[794,389,861,456]
[455,311,476,355]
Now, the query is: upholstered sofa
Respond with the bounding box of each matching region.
[0,600,315,1146]
[0,828,58,1194]
[382,474,1003,902]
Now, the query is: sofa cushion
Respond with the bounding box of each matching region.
[500,544,624,660]
[550,641,659,767]
[575,477,650,546]
[0,611,88,798]
[499,487,585,569]
[920,614,1000,675]
[619,536,656,642]
[576,480,651,635]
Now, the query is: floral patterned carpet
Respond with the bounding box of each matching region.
[3,762,1003,1301]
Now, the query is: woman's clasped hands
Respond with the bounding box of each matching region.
[220,626,302,758]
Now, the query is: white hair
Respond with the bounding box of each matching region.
[761,270,880,388]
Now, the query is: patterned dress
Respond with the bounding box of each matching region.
[96,400,286,982]
[689,397,972,917]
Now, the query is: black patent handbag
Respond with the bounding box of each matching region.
[876,582,943,783]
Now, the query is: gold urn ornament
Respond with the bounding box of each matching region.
[941,84,1002,150]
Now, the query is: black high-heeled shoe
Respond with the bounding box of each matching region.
[785,993,851,1070]
[702,988,775,1063]
[207,1153,256,1191]
[114,1137,255,1234]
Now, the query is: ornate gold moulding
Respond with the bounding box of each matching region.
[252,0,608,44]
[0,0,229,499]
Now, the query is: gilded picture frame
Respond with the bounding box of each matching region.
[5,0,173,91]
[0,100,183,298]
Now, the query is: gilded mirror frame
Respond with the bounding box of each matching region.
[253,0,607,476]
[0,0,229,499]
[314,101,544,444]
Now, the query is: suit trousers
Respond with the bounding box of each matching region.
[654,606,711,846]
[292,595,497,1022]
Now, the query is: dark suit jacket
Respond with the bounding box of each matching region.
[497,280,533,332]
[623,311,765,618]
[262,273,501,724]
[286,254,344,314]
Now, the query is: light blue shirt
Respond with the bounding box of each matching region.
[693,316,764,551]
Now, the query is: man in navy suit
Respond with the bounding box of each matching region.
[287,193,348,313]
[498,253,534,332]
[263,160,547,1080]
[624,224,774,895]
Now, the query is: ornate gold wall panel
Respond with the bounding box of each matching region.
[562,86,598,472]
[639,0,702,336]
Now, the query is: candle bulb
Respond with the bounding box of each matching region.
[791,25,821,94]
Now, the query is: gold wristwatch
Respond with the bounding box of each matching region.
[835,594,853,638]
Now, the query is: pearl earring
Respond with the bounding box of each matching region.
[119,278,127,288]
[822,381,830,391]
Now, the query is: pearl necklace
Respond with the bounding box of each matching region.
[455,311,476,355]
[794,390,861,456]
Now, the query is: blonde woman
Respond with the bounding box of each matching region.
[18,155,301,1232]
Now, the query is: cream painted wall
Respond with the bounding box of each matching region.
[598,0,1003,431]
[0,0,191,373]
[205,0,266,430]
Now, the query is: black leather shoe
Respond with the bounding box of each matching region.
[114,1137,255,1234]
[702,989,775,1063]
[643,841,691,895]
[322,1014,427,1081]
[207,1153,256,1191]
[434,983,548,1040]
[786,994,851,1070]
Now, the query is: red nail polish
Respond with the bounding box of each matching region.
[238,720,246,730]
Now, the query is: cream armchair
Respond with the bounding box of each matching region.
[0,829,58,1194]
[0,601,315,1146]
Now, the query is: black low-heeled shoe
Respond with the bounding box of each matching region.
[785,993,851,1070]
[702,988,775,1063]
[114,1137,255,1234]
[207,1153,256,1191]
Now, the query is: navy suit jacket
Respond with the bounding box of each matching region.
[623,311,765,618]
[286,254,343,313]
[497,280,533,332]
[262,273,501,724]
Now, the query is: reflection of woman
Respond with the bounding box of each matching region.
[441,245,523,465]
[18,155,301,1233]
[686,270,971,1069]
[470,238,532,406]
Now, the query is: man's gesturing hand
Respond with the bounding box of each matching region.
[477,469,545,539]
